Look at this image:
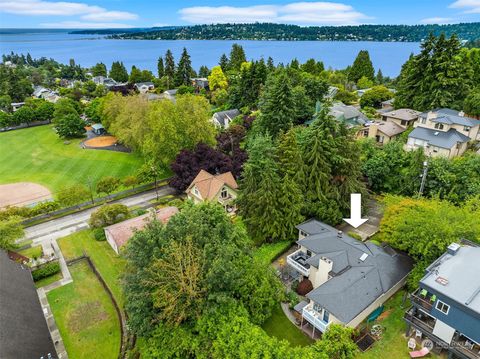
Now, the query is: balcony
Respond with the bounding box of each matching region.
[302,305,330,333]
[410,288,436,312]
[405,308,480,359]
[287,249,311,277]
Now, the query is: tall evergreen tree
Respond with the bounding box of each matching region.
[219,53,229,72]
[157,57,165,78]
[256,71,295,137]
[91,62,107,77]
[229,44,247,71]
[198,65,210,78]
[375,69,384,84]
[165,50,175,89]
[110,61,128,82]
[238,135,303,243]
[349,50,375,83]
[277,129,306,187]
[175,48,192,87]
[266,57,275,72]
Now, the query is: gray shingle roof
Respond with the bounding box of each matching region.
[330,102,368,124]
[420,109,480,127]
[0,251,57,359]
[409,127,471,149]
[296,218,331,236]
[382,108,421,121]
[298,221,413,324]
[213,109,241,127]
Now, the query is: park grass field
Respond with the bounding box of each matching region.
[47,261,121,359]
[0,125,144,196]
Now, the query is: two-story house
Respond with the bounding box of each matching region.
[185,170,238,214]
[405,109,480,158]
[381,108,421,128]
[289,219,413,337]
[404,242,480,359]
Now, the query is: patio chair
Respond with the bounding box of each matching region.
[420,289,428,297]
[408,338,417,350]
[409,347,430,358]
[430,295,437,302]
[415,330,422,339]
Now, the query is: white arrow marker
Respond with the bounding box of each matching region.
[343,193,368,228]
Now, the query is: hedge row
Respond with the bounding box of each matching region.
[32,261,61,281]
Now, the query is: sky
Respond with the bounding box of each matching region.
[0,0,479,29]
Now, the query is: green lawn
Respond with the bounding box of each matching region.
[47,261,121,359]
[253,241,292,265]
[35,271,63,288]
[58,229,126,307]
[262,303,314,347]
[0,125,144,195]
[356,291,439,359]
[19,245,43,259]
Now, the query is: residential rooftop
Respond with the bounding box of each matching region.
[0,250,57,359]
[420,108,480,128]
[409,127,471,149]
[382,108,421,121]
[421,243,480,315]
[297,220,413,323]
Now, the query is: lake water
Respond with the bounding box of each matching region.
[0,30,420,77]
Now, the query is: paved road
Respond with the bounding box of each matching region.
[338,197,383,241]
[22,186,175,245]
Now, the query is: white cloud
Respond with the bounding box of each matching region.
[179,2,371,25]
[420,17,456,24]
[40,21,134,28]
[0,0,138,21]
[449,0,480,13]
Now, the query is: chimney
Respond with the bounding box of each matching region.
[337,231,343,239]
[447,243,460,256]
[313,256,334,287]
[459,111,465,117]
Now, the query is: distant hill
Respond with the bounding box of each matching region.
[98,22,480,42]
[70,26,179,35]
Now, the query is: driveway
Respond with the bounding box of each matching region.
[338,197,384,241]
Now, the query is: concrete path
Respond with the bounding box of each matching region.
[38,287,68,359]
[338,197,384,241]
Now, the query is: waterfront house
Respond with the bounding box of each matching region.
[404,242,480,359]
[104,207,178,254]
[405,109,480,158]
[290,219,412,337]
[211,109,241,129]
[0,250,57,359]
[185,170,238,214]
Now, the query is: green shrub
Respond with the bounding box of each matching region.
[93,228,107,241]
[347,231,362,240]
[32,261,61,281]
[285,290,300,309]
[89,203,129,228]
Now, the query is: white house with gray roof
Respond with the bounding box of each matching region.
[290,219,413,336]
[405,241,480,359]
[406,109,480,158]
[211,109,241,129]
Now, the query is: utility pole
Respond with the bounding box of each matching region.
[86,176,95,204]
[418,160,429,197]
[151,165,159,201]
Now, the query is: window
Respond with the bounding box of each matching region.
[401,120,408,126]
[193,186,199,196]
[434,123,444,130]
[220,187,228,199]
[421,117,427,124]
[323,310,330,323]
[363,130,369,137]
[436,300,450,315]
[464,126,471,132]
